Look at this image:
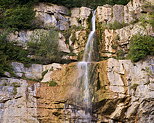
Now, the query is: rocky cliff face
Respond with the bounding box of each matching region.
[1,0,154,122]
[1,57,153,122]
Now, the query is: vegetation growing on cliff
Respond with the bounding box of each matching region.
[0,29,63,76]
[2,6,35,30]
[128,35,154,62]
[0,0,131,30]
[0,0,36,30]
[0,31,31,76]
[41,0,130,8]
[27,30,62,64]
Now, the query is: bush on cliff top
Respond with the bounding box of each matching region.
[39,0,130,8]
[2,6,35,30]
[0,0,36,30]
[128,35,154,62]
[0,0,130,8]
[0,0,130,30]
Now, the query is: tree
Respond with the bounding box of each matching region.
[128,35,154,62]
[0,31,30,76]
[3,6,35,29]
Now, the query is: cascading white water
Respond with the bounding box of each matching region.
[83,10,96,62]
[77,10,96,122]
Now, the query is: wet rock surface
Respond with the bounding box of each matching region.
[1,0,154,122]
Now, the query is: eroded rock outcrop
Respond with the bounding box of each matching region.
[70,7,92,28]
[8,29,70,53]
[34,3,70,30]
[1,0,154,122]
[96,0,144,24]
[100,23,153,57]
[1,58,154,122]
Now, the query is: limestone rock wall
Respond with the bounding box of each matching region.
[96,0,154,58]
[96,57,154,122]
[100,23,153,57]
[7,3,92,59]
[34,3,70,30]
[0,59,154,122]
[96,0,144,24]
[1,0,154,122]
[4,57,153,122]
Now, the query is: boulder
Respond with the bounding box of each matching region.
[34,3,70,30]
[100,23,153,57]
[35,12,57,28]
[72,30,87,54]
[113,5,124,23]
[41,63,62,82]
[8,29,70,53]
[34,3,69,15]
[96,5,113,24]
[58,33,70,53]
[11,62,43,80]
[70,7,92,28]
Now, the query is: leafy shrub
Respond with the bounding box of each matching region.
[0,0,37,30]
[38,0,130,8]
[48,80,58,86]
[2,6,35,30]
[0,0,19,8]
[116,50,125,59]
[148,14,154,29]
[0,0,38,8]
[0,0,130,9]
[140,3,154,29]
[128,35,154,62]
[27,30,62,64]
[108,21,128,30]
[42,70,48,77]
[0,31,31,76]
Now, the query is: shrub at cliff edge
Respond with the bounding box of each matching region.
[128,35,154,62]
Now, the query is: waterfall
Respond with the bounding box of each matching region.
[77,10,96,122]
[83,10,96,62]
[64,10,96,123]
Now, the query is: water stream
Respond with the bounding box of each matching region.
[64,10,97,123]
[77,10,96,122]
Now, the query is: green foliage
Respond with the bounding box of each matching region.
[38,0,130,8]
[42,70,48,77]
[108,21,128,30]
[0,0,38,8]
[12,87,18,95]
[128,35,154,62]
[96,21,128,34]
[0,0,37,30]
[48,80,58,86]
[1,0,129,8]
[130,83,139,91]
[0,0,19,8]
[11,82,20,87]
[62,25,83,44]
[27,30,62,64]
[0,31,31,76]
[145,67,154,77]
[140,3,154,29]
[147,13,154,30]
[2,6,35,30]
[111,44,118,50]
[116,50,125,59]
